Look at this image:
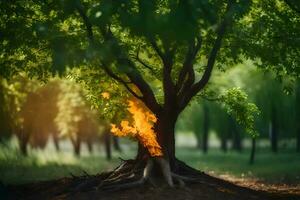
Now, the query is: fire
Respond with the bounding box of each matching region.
[101,92,110,99]
[110,98,163,157]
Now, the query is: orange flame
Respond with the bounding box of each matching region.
[110,98,162,157]
[101,92,110,99]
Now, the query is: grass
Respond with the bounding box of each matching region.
[0,138,300,185]
[177,147,300,184]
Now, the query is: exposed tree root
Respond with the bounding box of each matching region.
[71,157,208,193]
[11,158,300,200]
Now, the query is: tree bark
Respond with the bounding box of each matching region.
[135,111,178,170]
[155,114,177,169]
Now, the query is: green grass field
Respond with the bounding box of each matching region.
[0,138,300,185]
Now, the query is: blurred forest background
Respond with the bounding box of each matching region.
[1,62,299,186]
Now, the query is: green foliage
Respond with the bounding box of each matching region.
[0,74,42,132]
[1,0,299,146]
[68,67,129,123]
[231,0,300,77]
[220,88,260,137]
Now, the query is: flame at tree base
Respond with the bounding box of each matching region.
[110,99,163,157]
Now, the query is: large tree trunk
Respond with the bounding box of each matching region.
[135,111,177,169]
[156,113,177,169]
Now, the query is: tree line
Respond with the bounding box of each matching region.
[177,66,300,163]
[0,75,121,159]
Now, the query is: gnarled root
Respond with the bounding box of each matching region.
[97,157,203,192]
[71,157,204,193]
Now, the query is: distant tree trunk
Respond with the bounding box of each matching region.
[220,136,228,153]
[18,129,29,156]
[296,81,300,152]
[87,140,93,153]
[195,133,202,150]
[297,130,300,153]
[19,138,29,156]
[113,136,122,152]
[202,103,209,153]
[53,135,60,151]
[249,137,256,165]
[72,138,81,156]
[104,131,111,160]
[231,120,242,152]
[0,82,12,141]
[270,105,278,153]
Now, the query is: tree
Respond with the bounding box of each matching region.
[296,81,300,152]
[1,0,299,189]
[55,79,102,156]
[0,78,13,143]
[176,101,210,153]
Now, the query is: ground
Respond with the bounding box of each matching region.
[0,137,300,199]
[4,170,300,200]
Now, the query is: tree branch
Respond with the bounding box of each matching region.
[102,30,162,114]
[131,47,156,74]
[75,3,93,42]
[76,2,161,114]
[178,1,233,111]
[176,36,202,93]
[149,39,165,61]
[149,39,176,107]
[103,66,143,100]
[76,3,141,100]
